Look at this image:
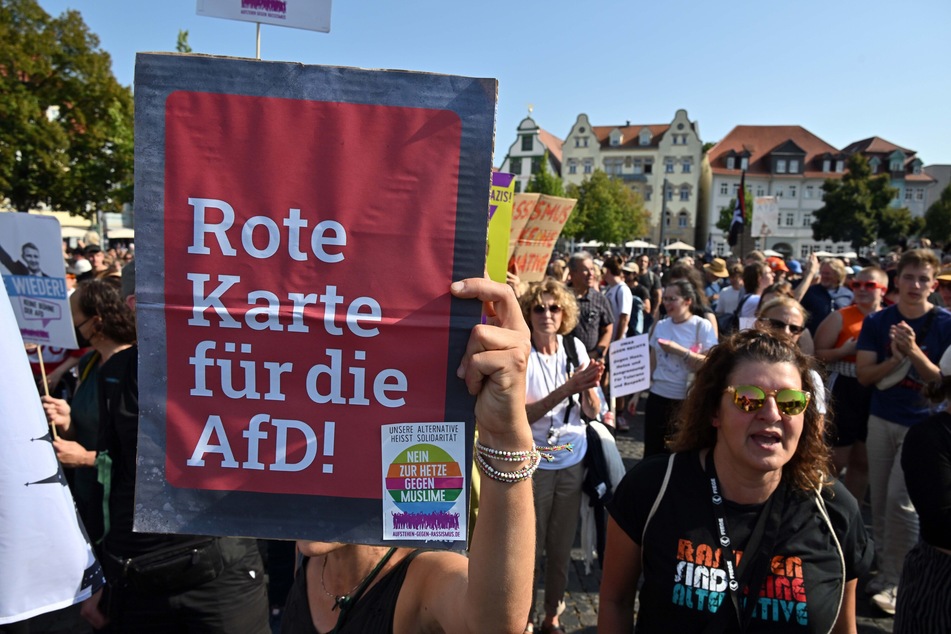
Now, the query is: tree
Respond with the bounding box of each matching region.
[879,206,924,248]
[0,0,134,217]
[922,183,951,246]
[561,170,649,244]
[811,154,901,249]
[525,151,565,197]
[715,187,753,233]
[176,30,192,53]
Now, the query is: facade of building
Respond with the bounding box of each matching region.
[841,137,935,217]
[498,114,563,193]
[701,125,852,259]
[924,164,951,210]
[560,109,703,246]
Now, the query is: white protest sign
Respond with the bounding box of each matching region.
[753,196,779,237]
[197,0,332,33]
[609,334,651,398]
[0,214,77,348]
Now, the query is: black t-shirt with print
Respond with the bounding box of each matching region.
[609,451,872,633]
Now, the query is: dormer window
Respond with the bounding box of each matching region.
[776,159,787,174]
[726,156,736,170]
[789,159,799,174]
[869,157,880,174]
[890,158,902,172]
[835,160,844,173]
[639,129,652,146]
[521,135,532,152]
[822,159,831,172]
[740,157,749,170]
[912,162,922,175]
[610,129,623,147]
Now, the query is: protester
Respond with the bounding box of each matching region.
[621,261,650,335]
[566,252,614,361]
[701,257,729,305]
[801,258,853,335]
[814,266,888,501]
[76,244,107,282]
[738,261,774,318]
[936,264,951,308]
[636,254,662,323]
[895,345,951,633]
[856,249,951,615]
[52,268,271,632]
[599,329,872,633]
[756,283,815,355]
[282,278,536,634]
[713,263,744,317]
[643,280,717,456]
[602,256,633,348]
[519,279,602,633]
[42,278,133,541]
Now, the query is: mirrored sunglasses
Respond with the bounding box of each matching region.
[725,385,811,416]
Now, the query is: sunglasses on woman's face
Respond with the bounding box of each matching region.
[725,385,811,416]
[757,317,805,336]
[532,304,562,315]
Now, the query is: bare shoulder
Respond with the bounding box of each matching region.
[395,550,469,633]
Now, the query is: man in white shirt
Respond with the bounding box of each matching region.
[602,256,633,343]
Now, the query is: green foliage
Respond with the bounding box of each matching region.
[702,141,716,155]
[811,154,900,249]
[176,29,192,54]
[715,187,753,233]
[879,206,923,247]
[0,0,134,216]
[923,183,951,245]
[561,170,648,244]
[525,150,565,197]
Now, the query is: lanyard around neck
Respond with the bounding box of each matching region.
[703,452,786,632]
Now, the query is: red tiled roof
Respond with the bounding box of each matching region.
[538,128,564,165]
[842,136,912,156]
[708,125,840,177]
[591,124,671,149]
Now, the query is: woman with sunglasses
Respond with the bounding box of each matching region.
[814,266,888,502]
[644,279,718,456]
[756,283,816,355]
[599,330,871,633]
[520,278,603,634]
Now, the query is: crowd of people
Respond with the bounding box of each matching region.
[7,236,951,634]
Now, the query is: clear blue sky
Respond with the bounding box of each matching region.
[39,0,951,167]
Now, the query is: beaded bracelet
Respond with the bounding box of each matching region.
[475,449,540,483]
[475,441,535,462]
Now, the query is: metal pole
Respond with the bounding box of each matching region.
[256,23,261,59]
[659,177,668,249]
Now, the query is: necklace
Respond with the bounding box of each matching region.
[320,547,397,612]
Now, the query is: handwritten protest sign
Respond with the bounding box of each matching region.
[133,54,495,547]
[753,196,779,237]
[507,193,539,262]
[608,334,650,398]
[486,172,514,284]
[509,194,577,282]
[0,214,76,349]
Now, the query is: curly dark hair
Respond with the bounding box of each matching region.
[74,278,137,344]
[668,329,831,492]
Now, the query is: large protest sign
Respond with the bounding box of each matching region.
[0,281,104,624]
[0,214,76,349]
[197,0,332,33]
[608,335,650,398]
[133,54,495,548]
[753,196,779,238]
[510,194,577,282]
[486,172,514,284]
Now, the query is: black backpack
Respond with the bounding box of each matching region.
[717,293,751,338]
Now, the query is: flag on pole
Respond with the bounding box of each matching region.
[728,171,746,247]
[0,281,104,625]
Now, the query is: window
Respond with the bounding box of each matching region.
[803,214,812,227]
[633,159,643,174]
[785,213,794,227]
[801,245,811,258]
[568,159,577,175]
[756,185,765,197]
[789,159,799,174]
[665,186,674,201]
[605,158,622,175]
[665,158,675,173]
[835,160,844,173]
[531,157,541,173]
[639,130,651,146]
[610,131,622,147]
[574,138,582,148]
[514,180,522,193]
[583,159,593,174]
[678,211,688,228]
[645,188,652,201]
[836,245,845,254]
[719,182,728,196]
[740,157,749,170]
[732,183,739,195]
[682,160,691,173]
[890,159,902,172]
[913,163,922,175]
[788,185,797,198]
[644,161,653,174]
[804,185,814,199]
[775,188,783,198]
[510,158,522,174]
[583,137,589,147]
[776,159,787,174]
[916,188,924,201]
[521,135,532,152]
[679,185,690,201]
[664,211,671,226]
[905,188,913,201]
[726,157,735,170]
[822,159,831,172]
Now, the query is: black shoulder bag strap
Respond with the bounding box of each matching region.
[701,452,787,633]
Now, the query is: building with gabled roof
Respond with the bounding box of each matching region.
[561,109,703,246]
[701,125,854,259]
[498,113,564,194]
[842,136,935,216]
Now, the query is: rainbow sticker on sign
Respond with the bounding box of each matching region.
[381,423,467,541]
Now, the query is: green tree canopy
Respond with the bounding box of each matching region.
[561,169,648,244]
[922,183,951,246]
[0,0,133,217]
[811,154,903,249]
[525,150,565,197]
[715,187,753,233]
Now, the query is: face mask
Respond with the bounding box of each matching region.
[74,318,92,348]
